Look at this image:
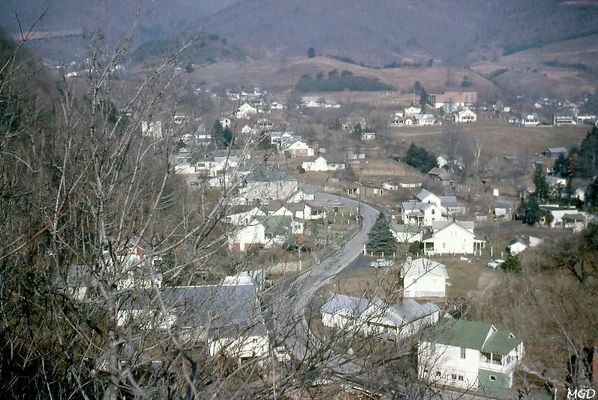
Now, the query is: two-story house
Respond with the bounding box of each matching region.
[418,319,524,392]
[422,220,486,255]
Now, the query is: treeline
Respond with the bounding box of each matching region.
[295,69,393,92]
[553,126,598,179]
[130,32,245,65]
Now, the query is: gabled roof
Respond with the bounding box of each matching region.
[119,283,264,336]
[402,257,448,279]
[439,196,458,208]
[227,204,265,215]
[431,220,474,233]
[255,216,293,236]
[429,319,522,354]
[415,189,438,202]
[391,223,422,235]
[322,294,438,328]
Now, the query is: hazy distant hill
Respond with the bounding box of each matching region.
[0,0,240,47]
[203,0,598,65]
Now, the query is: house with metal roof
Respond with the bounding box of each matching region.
[390,223,423,243]
[321,294,439,341]
[117,280,269,361]
[418,319,524,392]
[401,257,448,298]
[241,167,298,203]
[422,220,486,255]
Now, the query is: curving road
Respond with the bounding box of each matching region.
[271,192,379,376]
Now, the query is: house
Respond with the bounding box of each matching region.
[429,91,477,110]
[391,223,423,243]
[418,319,524,391]
[321,294,439,341]
[228,220,267,251]
[241,168,298,203]
[141,121,163,138]
[439,196,465,216]
[401,257,448,298]
[415,189,441,206]
[428,167,454,185]
[361,132,376,141]
[494,199,513,218]
[255,215,304,246]
[522,113,540,127]
[455,109,477,123]
[270,101,285,110]
[422,220,486,255]
[401,201,445,226]
[287,190,315,203]
[554,114,576,126]
[285,140,315,158]
[235,103,258,119]
[415,114,437,126]
[225,205,267,226]
[436,156,448,168]
[545,147,568,159]
[546,175,567,190]
[561,213,588,232]
[404,106,422,117]
[265,201,294,217]
[507,238,527,256]
[117,281,269,360]
[219,117,232,129]
[302,156,345,172]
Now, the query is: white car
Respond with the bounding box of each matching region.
[487,259,505,269]
[369,258,394,268]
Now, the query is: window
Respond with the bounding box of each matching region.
[460,347,466,359]
[489,375,497,382]
[451,373,457,380]
[458,375,464,381]
[435,371,442,377]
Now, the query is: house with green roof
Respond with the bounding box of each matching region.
[418,319,524,393]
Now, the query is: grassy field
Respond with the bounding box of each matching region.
[390,118,589,158]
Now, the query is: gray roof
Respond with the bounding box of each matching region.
[119,283,264,337]
[246,167,297,183]
[402,258,449,279]
[415,189,436,201]
[439,196,458,208]
[321,294,438,327]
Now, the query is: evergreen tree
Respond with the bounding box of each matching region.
[523,195,541,225]
[404,143,438,173]
[307,47,316,58]
[213,120,233,148]
[366,214,397,255]
[532,164,549,202]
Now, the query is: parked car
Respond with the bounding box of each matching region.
[369,258,394,268]
[487,259,505,269]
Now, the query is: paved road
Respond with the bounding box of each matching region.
[269,193,496,399]
[271,193,379,376]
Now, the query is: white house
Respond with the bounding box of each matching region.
[415,189,442,207]
[415,114,437,126]
[240,124,255,135]
[235,103,258,119]
[361,132,376,141]
[287,190,315,203]
[302,156,346,172]
[405,106,422,117]
[522,113,540,127]
[540,207,588,232]
[228,219,267,251]
[455,109,477,123]
[401,257,448,298]
[402,201,445,226]
[219,117,232,129]
[391,223,423,243]
[418,319,524,391]
[507,238,527,256]
[321,294,439,341]
[422,220,486,255]
[285,140,315,158]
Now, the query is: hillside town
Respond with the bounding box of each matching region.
[1,2,598,399]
